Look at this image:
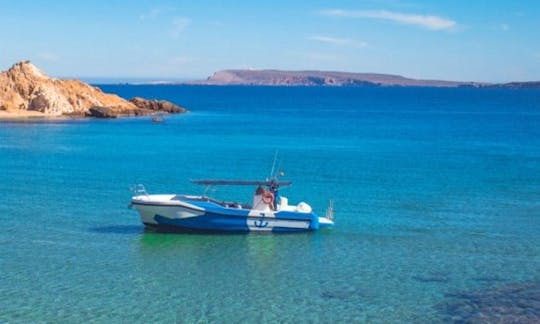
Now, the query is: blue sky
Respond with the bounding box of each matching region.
[1,0,539,82]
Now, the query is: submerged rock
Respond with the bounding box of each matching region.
[412,274,450,283]
[321,287,365,301]
[437,281,540,323]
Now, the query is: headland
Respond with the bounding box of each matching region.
[0,61,187,119]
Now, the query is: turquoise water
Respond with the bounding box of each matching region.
[1,86,539,322]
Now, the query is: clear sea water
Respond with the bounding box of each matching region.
[1,86,539,323]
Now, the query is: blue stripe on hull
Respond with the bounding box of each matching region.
[152,212,317,233]
[143,222,241,234]
[154,214,250,232]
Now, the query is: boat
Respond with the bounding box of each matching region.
[130,177,334,233]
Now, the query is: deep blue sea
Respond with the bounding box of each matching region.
[1,86,539,322]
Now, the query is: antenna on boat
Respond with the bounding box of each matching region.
[202,184,216,197]
[325,199,334,221]
[269,150,279,179]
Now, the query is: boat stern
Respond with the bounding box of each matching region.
[318,216,334,228]
[318,199,334,229]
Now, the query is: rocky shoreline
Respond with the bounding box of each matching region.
[0,61,187,119]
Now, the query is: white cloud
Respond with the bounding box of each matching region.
[171,17,191,38]
[320,9,456,31]
[309,35,367,48]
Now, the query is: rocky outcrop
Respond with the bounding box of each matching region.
[87,107,119,118]
[130,97,186,113]
[0,60,187,118]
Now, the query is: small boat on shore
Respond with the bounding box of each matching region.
[130,177,334,233]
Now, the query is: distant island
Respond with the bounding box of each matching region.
[0,61,187,119]
[187,69,540,88]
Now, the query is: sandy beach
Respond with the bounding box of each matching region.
[0,109,48,119]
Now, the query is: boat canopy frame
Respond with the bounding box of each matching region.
[191,179,292,192]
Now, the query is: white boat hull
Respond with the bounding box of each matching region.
[131,194,333,233]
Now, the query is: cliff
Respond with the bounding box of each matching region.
[193,69,486,87]
[0,61,186,118]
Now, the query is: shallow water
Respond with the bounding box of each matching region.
[1,86,539,322]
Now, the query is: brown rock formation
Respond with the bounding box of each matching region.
[130,97,186,113]
[0,60,186,118]
[87,107,120,118]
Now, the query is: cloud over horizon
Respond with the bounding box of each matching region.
[321,9,456,31]
[309,35,367,48]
